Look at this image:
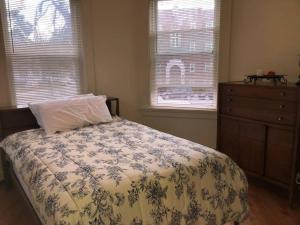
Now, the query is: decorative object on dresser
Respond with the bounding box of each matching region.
[244,74,287,85]
[217,82,300,206]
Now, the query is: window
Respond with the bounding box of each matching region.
[204,62,213,73]
[150,0,220,109]
[170,33,181,48]
[157,64,165,75]
[1,0,82,106]
[189,40,196,51]
[190,21,197,29]
[189,63,195,73]
[204,41,214,53]
[205,20,214,29]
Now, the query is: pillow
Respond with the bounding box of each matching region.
[32,95,112,134]
[29,94,95,127]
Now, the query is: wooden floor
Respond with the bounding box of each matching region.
[0,181,299,225]
[0,182,37,225]
[244,183,300,225]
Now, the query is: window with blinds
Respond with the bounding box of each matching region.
[150,0,220,109]
[1,0,82,106]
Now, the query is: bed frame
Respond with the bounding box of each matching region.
[0,99,240,225]
[0,98,119,225]
[0,97,119,140]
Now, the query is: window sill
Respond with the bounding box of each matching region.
[140,106,217,120]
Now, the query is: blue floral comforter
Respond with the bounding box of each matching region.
[1,118,248,225]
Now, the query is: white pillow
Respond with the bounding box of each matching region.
[29,94,95,127]
[31,95,112,134]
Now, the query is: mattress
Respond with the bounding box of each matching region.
[1,117,249,225]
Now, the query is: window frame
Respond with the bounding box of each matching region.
[149,0,221,111]
[0,0,84,107]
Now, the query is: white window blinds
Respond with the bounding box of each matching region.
[150,0,220,109]
[1,0,82,106]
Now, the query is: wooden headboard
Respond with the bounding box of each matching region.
[0,107,39,141]
[0,97,119,141]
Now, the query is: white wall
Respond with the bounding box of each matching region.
[90,0,142,123]
[230,0,300,82]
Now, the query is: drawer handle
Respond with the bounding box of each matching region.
[280,92,286,97]
[227,98,232,102]
[227,89,233,93]
[279,105,285,109]
[278,116,284,121]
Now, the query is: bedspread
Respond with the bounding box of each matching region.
[1,118,248,225]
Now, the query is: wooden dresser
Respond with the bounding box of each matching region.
[217,82,300,205]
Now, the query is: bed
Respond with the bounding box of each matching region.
[0,101,248,225]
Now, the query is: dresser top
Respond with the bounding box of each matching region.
[219,81,298,89]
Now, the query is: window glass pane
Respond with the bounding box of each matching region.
[151,0,219,109]
[2,0,82,106]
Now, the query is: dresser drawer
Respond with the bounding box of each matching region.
[218,82,299,200]
[221,96,297,114]
[222,85,297,102]
[221,106,296,126]
[265,128,294,184]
